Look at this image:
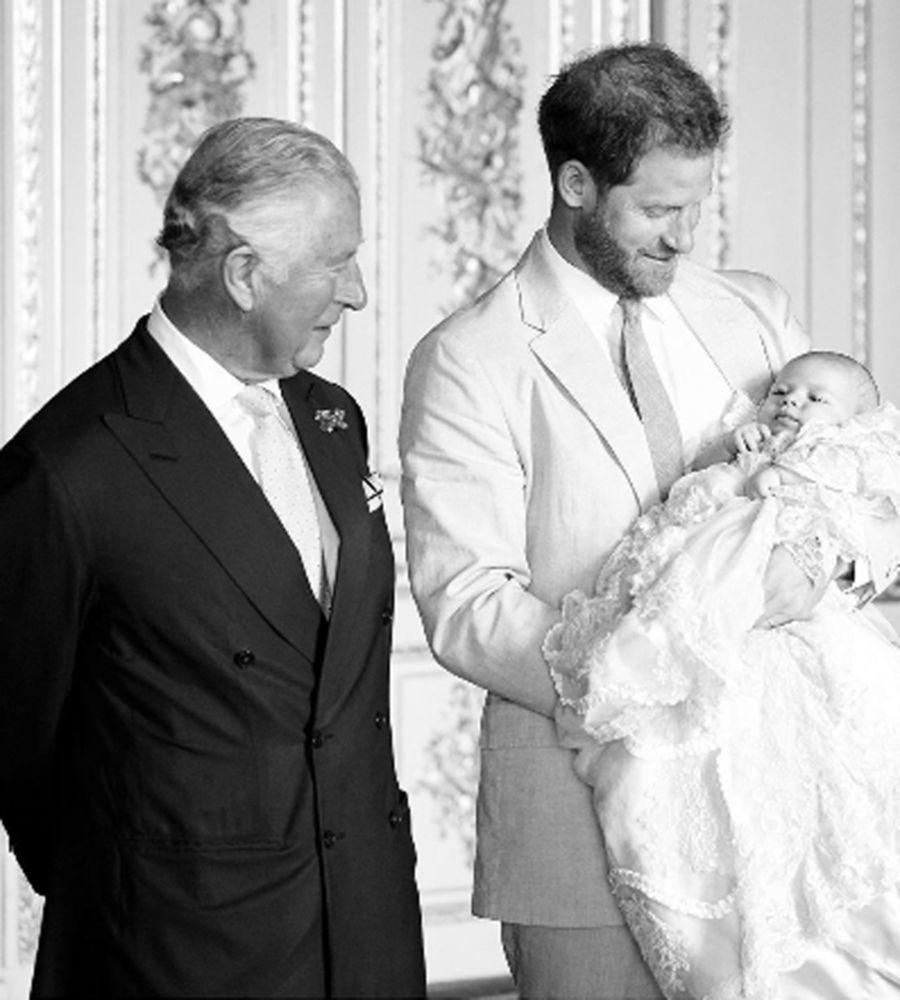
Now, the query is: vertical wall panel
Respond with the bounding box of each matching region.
[6,0,46,438]
[807,1,857,355]
[728,1,808,300]
[870,0,900,405]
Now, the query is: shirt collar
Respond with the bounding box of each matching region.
[540,228,619,326]
[147,297,284,412]
[539,227,677,324]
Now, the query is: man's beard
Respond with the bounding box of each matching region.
[573,204,677,298]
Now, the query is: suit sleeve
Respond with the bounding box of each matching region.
[399,331,559,718]
[848,509,900,600]
[719,268,809,367]
[0,440,93,892]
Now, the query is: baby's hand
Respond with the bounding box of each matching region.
[733,421,772,454]
[745,465,782,499]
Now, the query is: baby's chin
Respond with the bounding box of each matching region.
[769,413,802,434]
[769,428,798,449]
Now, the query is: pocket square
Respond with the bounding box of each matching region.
[363,471,384,512]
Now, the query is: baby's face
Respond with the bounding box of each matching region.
[758,356,858,434]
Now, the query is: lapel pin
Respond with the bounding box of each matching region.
[314,408,348,433]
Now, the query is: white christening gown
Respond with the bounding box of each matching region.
[544,406,900,999]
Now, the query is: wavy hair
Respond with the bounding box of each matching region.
[538,42,729,194]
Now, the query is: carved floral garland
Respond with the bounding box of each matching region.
[137,0,255,248]
[417,681,484,865]
[418,0,525,313]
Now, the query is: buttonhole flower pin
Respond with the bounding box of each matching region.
[314,408,348,433]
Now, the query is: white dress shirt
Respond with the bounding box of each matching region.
[146,298,339,592]
[540,229,735,466]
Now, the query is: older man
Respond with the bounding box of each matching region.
[0,118,425,998]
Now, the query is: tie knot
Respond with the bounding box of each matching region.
[237,383,279,419]
[619,297,642,325]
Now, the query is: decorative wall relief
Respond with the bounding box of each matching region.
[11,0,43,425]
[548,0,576,69]
[609,0,631,44]
[88,0,108,362]
[418,0,525,313]
[18,873,42,967]
[137,0,256,262]
[851,0,871,363]
[296,0,316,126]
[417,681,484,865]
[705,0,731,269]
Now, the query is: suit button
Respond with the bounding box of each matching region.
[311,730,325,749]
[388,810,404,829]
[374,712,388,730]
[380,608,393,625]
[322,830,344,849]
[233,649,255,668]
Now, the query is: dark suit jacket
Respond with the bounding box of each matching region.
[0,320,425,998]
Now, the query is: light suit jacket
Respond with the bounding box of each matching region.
[0,321,425,997]
[399,233,862,926]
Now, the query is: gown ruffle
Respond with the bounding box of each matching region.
[543,405,900,999]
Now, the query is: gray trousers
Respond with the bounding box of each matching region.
[501,923,663,1000]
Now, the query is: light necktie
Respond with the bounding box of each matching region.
[237,384,327,609]
[619,297,685,497]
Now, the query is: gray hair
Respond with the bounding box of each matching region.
[157,117,358,283]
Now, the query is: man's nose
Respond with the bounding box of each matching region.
[663,205,700,255]
[338,259,367,312]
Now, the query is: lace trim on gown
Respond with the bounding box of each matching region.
[544,405,900,998]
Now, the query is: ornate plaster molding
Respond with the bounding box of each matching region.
[370,0,389,466]
[609,0,630,45]
[851,0,871,363]
[12,0,43,424]
[297,0,315,125]
[136,0,256,252]
[560,0,575,57]
[17,871,42,967]
[675,0,691,56]
[418,0,525,313]
[706,0,731,269]
[88,0,107,360]
[417,681,483,865]
[330,1,347,146]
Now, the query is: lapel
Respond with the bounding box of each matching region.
[281,374,378,714]
[669,260,778,403]
[281,374,372,631]
[104,323,323,663]
[518,235,660,509]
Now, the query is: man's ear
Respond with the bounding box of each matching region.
[556,160,595,209]
[222,245,258,312]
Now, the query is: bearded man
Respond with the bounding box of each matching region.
[399,43,821,1000]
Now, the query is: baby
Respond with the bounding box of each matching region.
[735,349,881,501]
[544,351,900,1000]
